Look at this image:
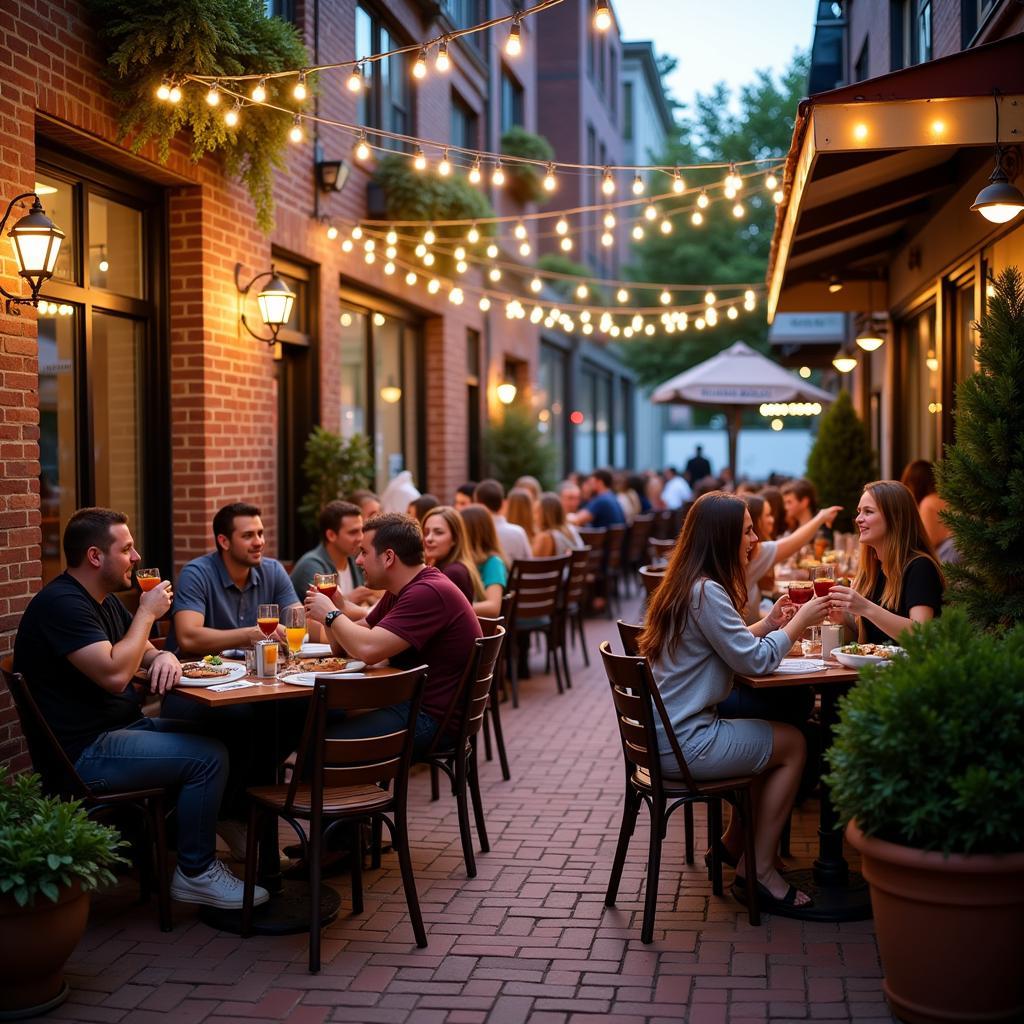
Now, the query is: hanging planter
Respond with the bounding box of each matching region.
[499,127,556,206]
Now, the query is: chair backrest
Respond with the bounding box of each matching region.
[648,537,676,564]
[287,666,428,814]
[499,589,516,626]
[430,628,505,754]
[616,620,643,657]
[476,614,504,638]
[1,661,90,799]
[604,523,627,573]
[651,508,674,540]
[598,640,698,793]
[638,564,666,598]
[578,527,607,577]
[507,555,570,624]
[625,513,655,563]
[564,546,591,607]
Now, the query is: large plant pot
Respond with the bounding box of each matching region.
[0,881,89,1019]
[847,821,1024,1023]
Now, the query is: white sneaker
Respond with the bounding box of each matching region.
[171,860,269,909]
[216,819,249,861]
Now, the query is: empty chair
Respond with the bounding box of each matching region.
[623,513,656,591]
[638,564,666,599]
[577,526,608,613]
[476,614,511,782]
[562,546,592,668]
[603,522,628,618]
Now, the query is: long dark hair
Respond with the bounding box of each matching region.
[899,460,937,504]
[638,492,748,662]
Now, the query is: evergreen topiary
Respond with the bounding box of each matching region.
[936,266,1024,630]
[484,405,555,492]
[805,389,877,532]
[500,127,556,205]
[299,427,375,532]
[84,0,310,232]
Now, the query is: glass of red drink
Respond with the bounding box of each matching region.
[136,568,160,592]
[314,572,338,599]
[257,603,279,637]
[813,565,835,622]
[787,581,814,605]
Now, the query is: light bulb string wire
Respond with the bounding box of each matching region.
[185,0,564,81]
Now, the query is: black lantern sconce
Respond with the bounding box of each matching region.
[235,263,296,344]
[0,192,66,314]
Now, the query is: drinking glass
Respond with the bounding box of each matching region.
[136,568,161,592]
[314,572,338,599]
[257,603,279,637]
[787,580,814,606]
[813,565,836,623]
[284,606,306,655]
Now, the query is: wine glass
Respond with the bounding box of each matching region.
[313,572,338,599]
[787,580,814,606]
[257,603,279,637]
[813,565,836,623]
[136,568,161,592]
[284,606,306,657]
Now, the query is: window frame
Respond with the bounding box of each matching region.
[357,4,413,137]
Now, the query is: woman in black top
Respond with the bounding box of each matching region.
[830,481,944,644]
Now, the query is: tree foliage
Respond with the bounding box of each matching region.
[500,127,556,205]
[372,155,495,231]
[536,253,598,301]
[619,51,809,389]
[84,0,310,232]
[484,405,555,491]
[299,427,376,532]
[936,266,1024,630]
[805,390,877,532]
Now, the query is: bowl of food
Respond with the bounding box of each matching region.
[830,642,904,668]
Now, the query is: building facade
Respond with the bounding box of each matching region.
[769,0,1024,479]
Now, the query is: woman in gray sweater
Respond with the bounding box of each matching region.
[638,492,828,911]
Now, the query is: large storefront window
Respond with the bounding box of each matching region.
[899,304,940,464]
[339,293,423,492]
[357,6,411,136]
[575,363,614,472]
[34,158,166,583]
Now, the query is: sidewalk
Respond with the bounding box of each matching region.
[51,595,892,1023]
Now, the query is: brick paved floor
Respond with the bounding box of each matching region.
[51,596,894,1023]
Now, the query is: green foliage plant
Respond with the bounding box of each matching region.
[484,405,555,492]
[0,769,126,908]
[84,0,310,232]
[937,266,1024,630]
[373,155,495,231]
[299,427,375,532]
[825,610,1024,856]
[805,389,877,533]
[499,127,556,205]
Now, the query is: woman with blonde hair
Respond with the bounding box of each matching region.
[830,480,943,644]
[532,492,583,556]
[504,487,536,547]
[638,492,828,911]
[421,505,485,604]
[459,504,507,617]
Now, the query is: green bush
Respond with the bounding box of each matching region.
[805,389,877,533]
[85,0,310,232]
[299,427,375,532]
[500,127,556,205]
[825,609,1024,855]
[372,155,495,231]
[0,769,126,908]
[484,405,555,492]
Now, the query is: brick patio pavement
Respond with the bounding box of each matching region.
[50,595,894,1023]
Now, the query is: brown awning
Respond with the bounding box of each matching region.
[767,33,1024,321]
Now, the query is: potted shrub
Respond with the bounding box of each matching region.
[299,426,375,533]
[0,769,125,1017]
[825,610,1024,1024]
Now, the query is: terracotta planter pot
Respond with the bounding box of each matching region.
[847,820,1024,1023]
[0,881,90,1018]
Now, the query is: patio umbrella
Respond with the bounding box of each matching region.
[650,340,835,474]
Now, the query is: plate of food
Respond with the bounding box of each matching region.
[830,643,904,668]
[178,657,247,686]
[287,655,359,674]
[282,660,367,686]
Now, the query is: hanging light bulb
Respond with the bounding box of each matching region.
[341,239,354,253]
[744,289,756,303]
[293,72,307,102]
[555,217,569,236]
[697,189,709,209]
[423,227,436,245]
[632,173,645,196]
[616,288,629,303]
[479,296,491,311]
[364,250,375,264]
[438,150,452,176]
[631,224,645,241]
[428,278,441,294]
[467,224,480,244]
[505,17,522,57]
[704,291,716,306]
[732,202,745,218]
[514,222,528,240]
[489,267,502,282]
[413,147,427,171]
[706,308,718,326]
[856,328,885,352]
[156,79,171,101]
[251,79,267,103]
[644,204,657,221]
[601,168,615,196]
[492,161,505,187]
[765,171,778,190]
[519,241,531,257]
[772,189,784,204]
[660,218,673,235]
[724,163,742,192]
[727,306,738,320]
[289,115,303,143]
[660,290,671,305]
[205,82,220,106]
[456,259,468,273]
[576,283,588,300]
[436,40,451,73]
[468,158,482,185]
[354,133,371,162]
[413,49,428,80]
[672,169,686,194]
[326,224,339,241]
[347,65,364,93]
[405,270,418,286]
[543,164,557,192]
[351,226,363,240]
[224,100,241,127]
[449,287,464,305]
[168,83,182,104]
[691,210,704,226]
[486,243,499,258]
[724,184,738,200]
[601,231,614,247]
[594,1,612,31]
[384,261,396,275]
[560,236,573,252]
[386,229,398,246]
[385,246,397,259]
[530,276,543,293]
[971,93,1024,223]
[603,210,616,229]
[422,251,435,267]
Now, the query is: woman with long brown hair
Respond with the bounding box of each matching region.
[899,459,958,562]
[532,492,583,556]
[504,487,536,546]
[830,480,943,643]
[637,492,828,911]
[459,504,507,618]
[421,505,485,604]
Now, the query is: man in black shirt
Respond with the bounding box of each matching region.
[684,445,712,485]
[14,508,267,910]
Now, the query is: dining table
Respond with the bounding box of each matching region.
[733,657,871,922]
[173,658,399,935]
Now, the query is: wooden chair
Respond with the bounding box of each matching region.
[603,522,628,619]
[1,660,172,932]
[577,527,607,613]
[651,508,674,540]
[648,537,676,564]
[477,614,511,782]
[599,641,760,941]
[506,555,571,706]
[421,629,506,878]
[563,546,592,668]
[623,513,656,591]
[242,666,429,970]
[638,564,666,599]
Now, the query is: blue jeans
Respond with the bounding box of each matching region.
[74,718,227,874]
[327,701,439,759]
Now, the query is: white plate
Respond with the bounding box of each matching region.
[280,662,367,686]
[774,658,827,673]
[298,642,334,656]
[830,647,902,668]
[177,662,248,687]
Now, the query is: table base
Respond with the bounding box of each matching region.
[199,880,341,935]
[779,867,872,922]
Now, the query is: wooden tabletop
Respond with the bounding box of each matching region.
[735,659,859,689]
[171,662,400,707]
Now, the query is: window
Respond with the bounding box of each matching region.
[897,305,940,464]
[962,0,997,45]
[264,0,294,20]
[441,0,479,30]
[539,343,567,476]
[575,364,614,472]
[500,68,524,133]
[890,0,930,69]
[916,0,932,62]
[854,38,870,82]
[357,6,411,136]
[609,49,617,117]
[622,81,634,141]
[450,92,479,151]
[34,156,168,584]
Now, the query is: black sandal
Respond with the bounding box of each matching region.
[734,878,813,913]
[703,840,739,872]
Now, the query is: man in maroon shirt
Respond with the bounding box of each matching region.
[304,513,482,754]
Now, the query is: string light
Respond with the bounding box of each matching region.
[386,229,398,246]
[732,202,745,218]
[423,227,436,245]
[603,211,616,229]
[594,1,612,31]
[413,147,428,171]
[727,306,738,319]
[354,133,371,162]
[631,224,645,241]
[436,40,451,73]
[467,224,481,243]
[632,174,645,196]
[468,158,482,185]
[293,72,307,101]
[326,224,339,240]
[384,261,396,275]
[660,290,671,305]
[492,161,505,187]
[405,271,417,285]
[479,296,491,311]
[559,236,573,251]
[251,79,266,103]
[224,100,241,127]
[438,150,452,176]
[168,83,182,103]
[644,204,657,221]
[555,217,569,235]
[519,242,531,256]
[289,114,303,143]
[543,164,558,192]
[489,267,502,282]
[697,189,710,209]
[505,16,522,56]
[601,231,614,247]
[205,82,221,106]
[530,276,543,293]
[347,65,363,93]
[772,189,784,204]
[351,226,363,240]
[341,238,354,252]
[428,278,441,294]
[765,171,778,190]
[617,288,629,303]
[724,163,742,192]
[486,243,499,258]
[413,49,428,79]
[672,169,685,193]
[660,218,672,234]
[514,222,528,240]
[602,168,615,196]
[576,283,588,299]
[156,79,171,101]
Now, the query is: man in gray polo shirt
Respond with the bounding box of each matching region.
[290,499,377,606]
[166,502,302,655]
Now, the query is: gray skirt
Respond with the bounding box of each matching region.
[662,716,773,781]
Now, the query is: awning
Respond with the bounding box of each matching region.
[767,33,1024,322]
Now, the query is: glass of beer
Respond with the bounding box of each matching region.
[314,572,338,599]
[284,606,306,656]
[257,603,279,637]
[137,568,161,592]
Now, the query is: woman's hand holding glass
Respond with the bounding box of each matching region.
[765,594,796,630]
[787,593,830,636]
[828,584,870,619]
